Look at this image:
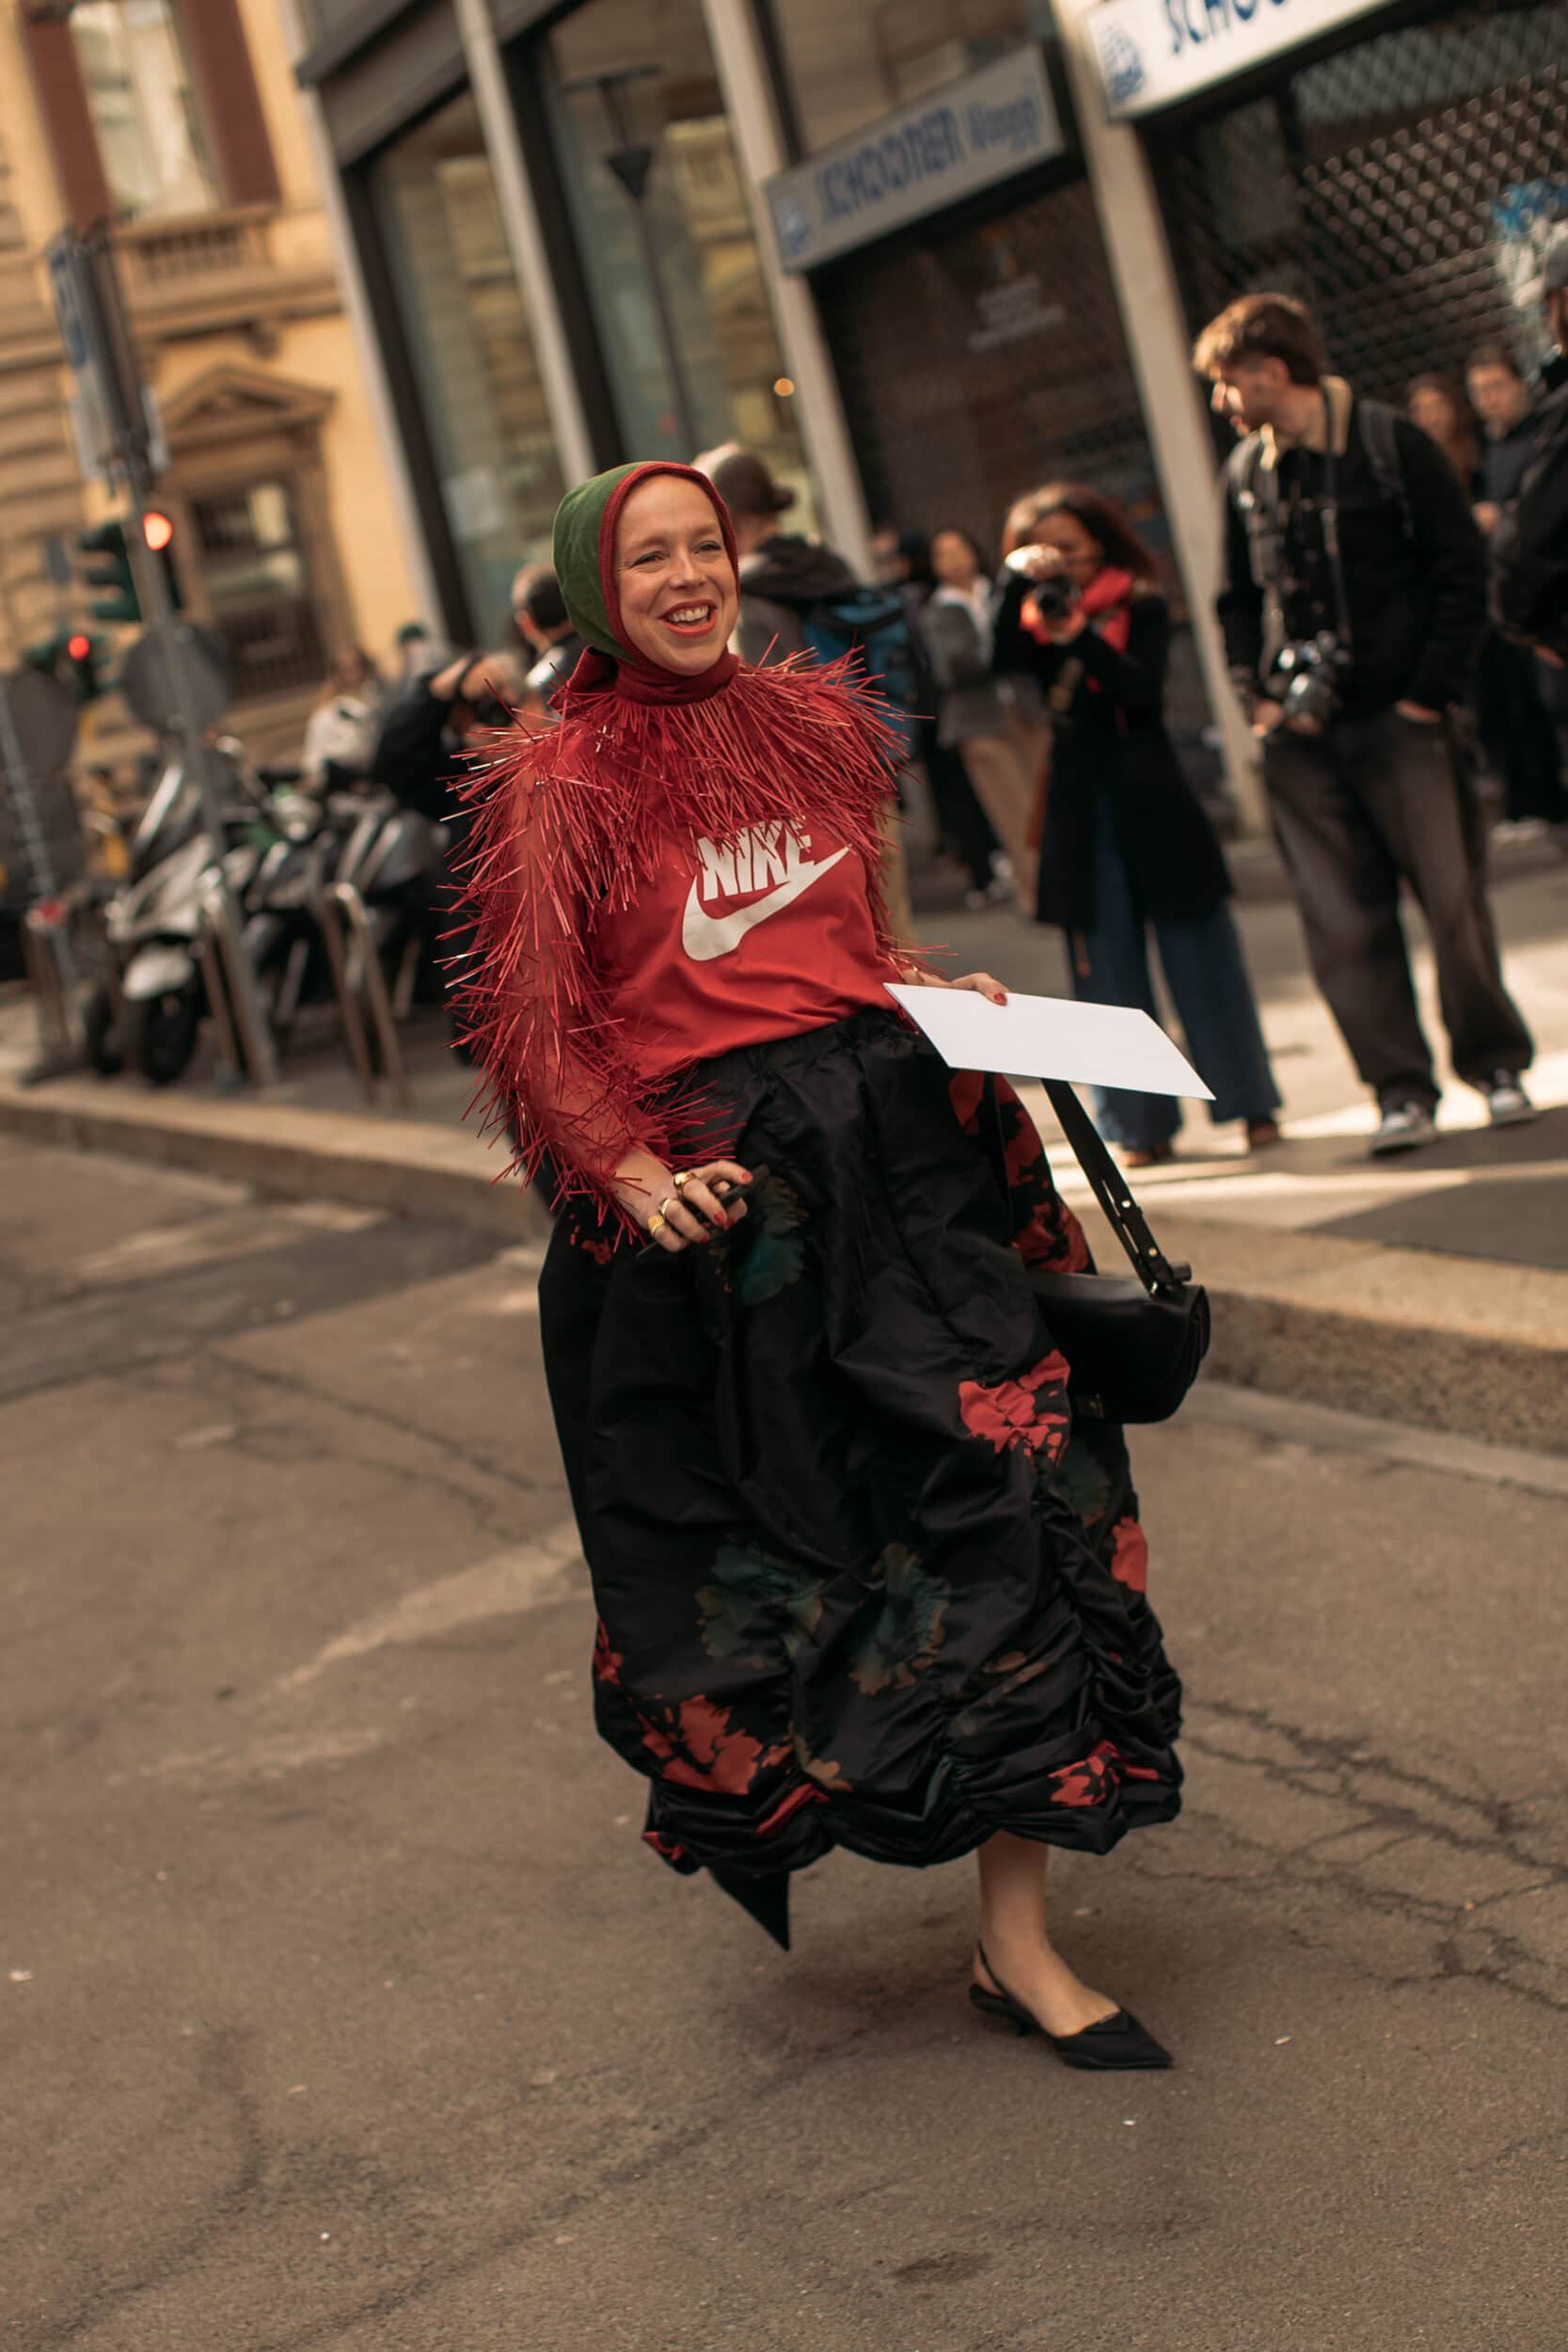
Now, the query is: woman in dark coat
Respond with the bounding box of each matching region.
[462,461,1182,2069]
[994,483,1280,1165]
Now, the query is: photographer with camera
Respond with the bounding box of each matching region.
[994,482,1280,1166]
[1199,292,1534,1155]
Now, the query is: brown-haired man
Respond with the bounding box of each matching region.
[1197,292,1534,1154]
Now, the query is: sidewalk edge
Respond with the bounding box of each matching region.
[2,1076,1562,1454]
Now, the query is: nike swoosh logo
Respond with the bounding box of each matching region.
[682,847,850,961]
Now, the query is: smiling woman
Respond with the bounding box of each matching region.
[456,459,1183,2072]
[612,476,740,674]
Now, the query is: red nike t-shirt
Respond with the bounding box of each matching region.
[595,817,899,1083]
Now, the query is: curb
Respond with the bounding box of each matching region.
[0,1073,548,1243]
[3,1076,1564,1457]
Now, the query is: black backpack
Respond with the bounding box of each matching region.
[800,587,921,754]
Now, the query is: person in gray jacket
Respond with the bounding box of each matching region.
[919,526,1039,909]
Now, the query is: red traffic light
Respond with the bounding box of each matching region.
[67,631,92,661]
[142,510,174,552]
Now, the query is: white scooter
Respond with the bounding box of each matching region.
[87,747,276,1086]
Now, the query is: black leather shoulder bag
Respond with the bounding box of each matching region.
[1022,1080,1211,1425]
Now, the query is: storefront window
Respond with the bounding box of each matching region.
[545,0,812,513]
[369,90,564,640]
[71,0,217,221]
[769,0,1051,154]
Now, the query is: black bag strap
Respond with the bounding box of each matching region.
[1041,1079,1194,1299]
[1357,399,1414,543]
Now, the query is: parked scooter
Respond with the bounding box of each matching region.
[86,744,276,1086]
[240,785,363,1051]
[335,792,449,1025]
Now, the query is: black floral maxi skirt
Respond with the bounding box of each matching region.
[538,1008,1181,1946]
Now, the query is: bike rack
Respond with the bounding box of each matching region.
[314,880,409,1109]
[391,931,422,1025]
[198,880,278,1089]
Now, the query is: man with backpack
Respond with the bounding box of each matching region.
[695,441,917,934]
[1196,292,1534,1154]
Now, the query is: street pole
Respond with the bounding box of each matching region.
[64,227,277,1084]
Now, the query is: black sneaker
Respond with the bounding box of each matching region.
[1484,1073,1538,1128]
[1370,1100,1438,1156]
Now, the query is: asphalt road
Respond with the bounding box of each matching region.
[3,1137,1565,2352]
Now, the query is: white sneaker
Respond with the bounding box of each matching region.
[1485,1073,1537,1127]
[1370,1100,1438,1156]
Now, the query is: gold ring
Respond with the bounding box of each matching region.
[673,1169,691,1191]
[659,1195,679,1220]
[646,1211,667,1236]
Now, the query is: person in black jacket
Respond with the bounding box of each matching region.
[511,563,586,713]
[1466,342,1566,830]
[371,645,524,1052]
[1492,236,1568,812]
[1197,291,1534,1155]
[994,483,1280,1166]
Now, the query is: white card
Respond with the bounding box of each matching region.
[885,984,1214,1100]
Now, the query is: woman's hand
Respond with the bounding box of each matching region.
[612,1150,752,1251]
[1005,544,1056,582]
[908,969,1008,1005]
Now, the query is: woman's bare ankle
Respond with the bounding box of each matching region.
[973,1932,1117,2036]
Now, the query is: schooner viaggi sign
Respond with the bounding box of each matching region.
[1090,0,1402,122]
[765,48,1069,275]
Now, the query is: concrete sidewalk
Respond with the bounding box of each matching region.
[4,856,1565,1449]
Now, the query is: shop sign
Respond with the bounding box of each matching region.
[1089,0,1402,122]
[765,47,1068,275]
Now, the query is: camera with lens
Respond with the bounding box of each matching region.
[1027,574,1079,623]
[1003,545,1079,622]
[1267,632,1351,734]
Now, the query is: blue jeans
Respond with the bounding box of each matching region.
[1071,797,1280,1152]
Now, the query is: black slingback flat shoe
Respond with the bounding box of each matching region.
[970,1944,1173,2073]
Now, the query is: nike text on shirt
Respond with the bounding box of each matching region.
[682,823,849,961]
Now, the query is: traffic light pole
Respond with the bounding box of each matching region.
[60,228,277,1087]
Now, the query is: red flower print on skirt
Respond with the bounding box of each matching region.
[1048,1739,1122,1809]
[1109,1517,1148,1595]
[958,1350,1071,1463]
[640,1693,788,1797]
[593,1620,625,1684]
